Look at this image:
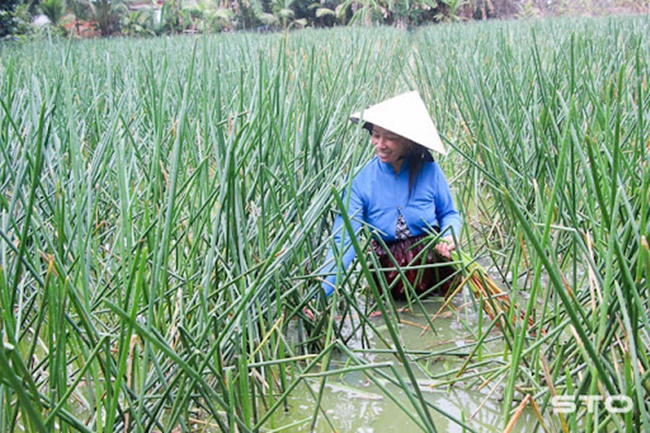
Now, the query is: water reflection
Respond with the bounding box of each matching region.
[271,296,542,432]
[273,379,540,432]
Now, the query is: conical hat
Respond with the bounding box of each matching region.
[350,91,446,155]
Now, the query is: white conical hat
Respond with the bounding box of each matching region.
[350,91,446,155]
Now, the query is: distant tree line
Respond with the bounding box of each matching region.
[1,0,648,39]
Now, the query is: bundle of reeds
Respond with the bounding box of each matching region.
[437,248,540,334]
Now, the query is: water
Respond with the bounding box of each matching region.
[266,379,541,432]
[267,293,550,432]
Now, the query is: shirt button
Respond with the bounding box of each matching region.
[397,206,402,210]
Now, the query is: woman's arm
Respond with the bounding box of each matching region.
[432,164,461,258]
[320,181,365,296]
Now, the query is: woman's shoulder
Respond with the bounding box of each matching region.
[354,157,382,179]
[422,158,440,168]
[349,157,383,196]
[420,159,442,175]
[418,160,451,188]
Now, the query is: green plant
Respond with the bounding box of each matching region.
[38,0,67,26]
[122,8,156,36]
[186,0,236,32]
[270,0,307,28]
[434,0,468,21]
[88,0,128,35]
[308,1,338,26]
[516,0,541,19]
[0,0,21,37]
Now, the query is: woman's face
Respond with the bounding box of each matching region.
[370,126,410,168]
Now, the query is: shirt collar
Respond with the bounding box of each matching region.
[377,156,411,175]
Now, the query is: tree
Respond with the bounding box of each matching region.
[186,0,236,32]
[69,0,93,34]
[38,0,67,27]
[335,0,420,27]
[435,0,468,21]
[89,0,127,36]
[336,0,385,26]
[309,0,338,27]
[0,0,21,37]
[122,8,156,36]
[270,0,306,29]
[159,0,191,33]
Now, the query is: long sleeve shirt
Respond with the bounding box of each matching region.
[321,156,462,297]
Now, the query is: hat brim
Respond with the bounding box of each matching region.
[349,91,446,155]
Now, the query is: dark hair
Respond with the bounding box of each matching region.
[362,122,374,133]
[405,142,434,199]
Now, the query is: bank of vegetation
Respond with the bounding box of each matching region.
[1,0,648,39]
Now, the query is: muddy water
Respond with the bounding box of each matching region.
[270,294,548,432]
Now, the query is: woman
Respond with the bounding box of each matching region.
[321,91,461,298]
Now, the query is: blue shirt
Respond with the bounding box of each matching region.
[321,156,462,296]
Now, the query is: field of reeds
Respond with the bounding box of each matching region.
[0,15,648,432]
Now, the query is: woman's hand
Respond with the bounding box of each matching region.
[435,235,456,260]
[303,306,315,320]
